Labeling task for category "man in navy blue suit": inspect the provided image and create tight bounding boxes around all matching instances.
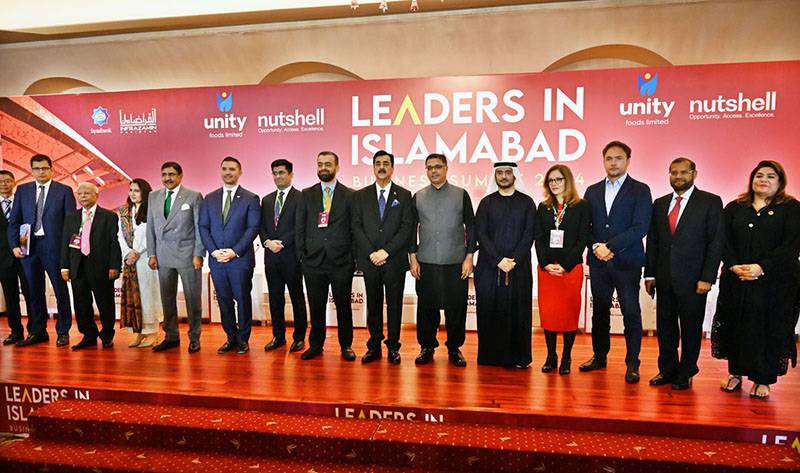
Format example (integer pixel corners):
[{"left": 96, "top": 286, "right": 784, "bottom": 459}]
[
  {"left": 580, "top": 141, "right": 652, "bottom": 383},
  {"left": 199, "top": 157, "right": 261, "bottom": 354},
  {"left": 8, "top": 154, "right": 76, "bottom": 347}
]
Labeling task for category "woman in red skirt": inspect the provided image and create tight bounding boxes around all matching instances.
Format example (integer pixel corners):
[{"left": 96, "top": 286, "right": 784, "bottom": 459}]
[{"left": 534, "top": 165, "right": 591, "bottom": 374}]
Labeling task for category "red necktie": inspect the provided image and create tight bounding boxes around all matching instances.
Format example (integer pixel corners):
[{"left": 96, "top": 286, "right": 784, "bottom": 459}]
[{"left": 668, "top": 196, "right": 682, "bottom": 235}]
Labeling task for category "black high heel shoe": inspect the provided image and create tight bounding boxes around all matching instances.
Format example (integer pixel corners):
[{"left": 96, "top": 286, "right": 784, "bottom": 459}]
[
  {"left": 541, "top": 354, "right": 558, "bottom": 373},
  {"left": 558, "top": 357, "right": 571, "bottom": 375}
]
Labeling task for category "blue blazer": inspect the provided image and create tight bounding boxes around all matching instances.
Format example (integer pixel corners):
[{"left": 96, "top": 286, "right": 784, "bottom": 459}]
[
  {"left": 8, "top": 181, "right": 76, "bottom": 255},
  {"left": 584, "top": 175, "right": 652, "bottom": 270},
  {"left": 199, "top": 186, "right": 261, "bottom": 270}
]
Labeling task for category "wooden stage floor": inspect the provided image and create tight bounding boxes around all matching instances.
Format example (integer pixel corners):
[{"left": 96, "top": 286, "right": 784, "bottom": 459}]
[{"left": 2, "top": 321, "right": 798, "bottom": 445}]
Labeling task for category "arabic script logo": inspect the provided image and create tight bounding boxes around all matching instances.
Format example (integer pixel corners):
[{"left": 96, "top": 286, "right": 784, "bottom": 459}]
[
  {"left": 217, "top": 92, "right": 232, "bottom": 112},
  {"left": 638, "top": 73, "right": 658, "bottom": 97},
  {"left": 91, "top": 107, "right": 109, "bottom": 126}
]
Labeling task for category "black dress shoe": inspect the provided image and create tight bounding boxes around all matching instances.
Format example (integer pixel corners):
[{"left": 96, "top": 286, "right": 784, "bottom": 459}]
[
  {"left": 671, "top": 377, "right": 692, "bottom": 390},
  {"left": 237, "top": 342, "right": 250, "bottom": 354},
  {"left": 579, "top": 356, "right": 607, "bottom": 372},
  {"left": 102, "top": 339, "right": 114, "bottom": 349},
  {"left": 56, "top": 334, "right": 70, "bottom": 347},
  {"left": 289, "top": 340, "right": 305, "bottom": 353},
  {"left": 152, "top": 339, "right": 180, "bottom": 352},
  {"left": 361, "top": 349, "right": 381, "bottom": 363},
  {"left": 263, "top": 338, "right": 286, "bottom": 352},
  {"left": 415, "top": 348, "right": 434, "bottom": 365},
  {"left": 448, "top": 350, "right": 467, "bottom": 367},
  {"left": 388, "top": 350, "right": 401, "bottom": 365},
  {"left": 625, "top": 366, "right": 641, "bottom": 384},
  {"left": 649, "top": 372, "right": 674, "bottom": 386},
  {"left": 301, "top": 346, "right": 323, "bottom": 360},
  {"left": 3, "top": 333, "right": 23, "bottom": 345},
  {"left": 188, "top": 341, "right": 201, "bottom": 354},
  {"left": 71, "top": 337, "right": 97, "bottom": 350},
  {"left": 218, "top": 341, "right": 237, "bottom": 353},
  {"left": 16, "top": 333, "right": 49, "bottom": 347},
  {"left": 559, "top": 357, "right": 571, "bottom": 375},
  {"left": 541, "top": 354, "right": 558, "bottom": 373},
  {"left": 341, "top": 347, "right": 356, "bottom": 361}
]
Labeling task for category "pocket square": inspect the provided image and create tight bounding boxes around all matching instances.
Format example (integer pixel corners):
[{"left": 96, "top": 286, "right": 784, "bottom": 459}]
[
  {"left": 391, "top": 199, "right": 399, "bottom": 207},
  {"left": 180, "top": 203, "right": 191, "bottom": 211}
]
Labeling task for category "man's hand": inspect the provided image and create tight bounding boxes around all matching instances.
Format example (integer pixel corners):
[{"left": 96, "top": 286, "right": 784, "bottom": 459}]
[
  {"left": 593, "top": 243, "right": 614, "bottom": 261},
  {"left": 192, "top": 256, "right": 203, "bottom": 270},
  {"left": 125, "top": 250, "right": 139, "bottom": 266},
  {"left": 61, "top": 270, "right": 70, "bottom": 282},
  {"left": 370, "top": 249, "right": 389, "bottom": 266},
  {"left": 409, "top": 253, "right": 420, "bottom": 280},
  {"left": 264, "top": 240, "right": 283, "bottom": 253},
  {"left": 109, "top": 269, "right": 120, "bottom": 280},
  {"left": 215, "top": 249, "right": 236, "bottom": 263},
  {"left": 645, "top": 279, "right": 656, "bottom": 298},
  {"left": 497, "top": 257, "right": 516, "bottom": 273},
  {"left": 461, "top": 254, "right": 474, "bottom": 280},
  {"left": 12, "top": 247, "right": 24, "bottom": 258},
  {"left": 544, "top": 263, "right": 565, "bottom": 277},
  {"left": 734, "top": 264, "right": 762, "bottom": 281},
  {"left": 148, "top": 256, "right": 158, "bottom": 270},
  {"left": 696, "top": 281, "right": 712, "bottom": 294}
]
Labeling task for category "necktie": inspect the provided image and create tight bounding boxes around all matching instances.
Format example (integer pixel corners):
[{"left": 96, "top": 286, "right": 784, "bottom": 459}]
[
  {"left": 164, "top": 189, "right": 174, "bottom": 218},
  {"left": 668, "top": 195, "right": 683, "bottom": 235},
  {"left": 81, "top": 210, "right": 93, "bottom": 256},
  {"left": 3, "top": 199, "right": 10, "bottom": 221},
  {"left": 323, "top": 187, "right": 332, "bottom": 213},
  {"left": 378, "top": 189, "right": 386, "bottom": 220},
  {"left": 223, "top": 189, "right": 232, "bottom": 223},
  {"left": 274, "top": 191, "right": 284, "bottom": 227},
  {"left": 34, "top": 185, "right": 45, "bottom": 233}
]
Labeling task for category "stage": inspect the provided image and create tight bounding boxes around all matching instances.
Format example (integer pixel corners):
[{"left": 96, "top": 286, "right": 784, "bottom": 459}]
[{"left": 1, "top": 321, "right": 798, "bottom": 447}]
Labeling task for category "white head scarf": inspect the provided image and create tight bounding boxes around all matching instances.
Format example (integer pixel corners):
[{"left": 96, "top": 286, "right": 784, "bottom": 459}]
[{"left": 484, "top": 162, "right": 530, "bottom": 198}]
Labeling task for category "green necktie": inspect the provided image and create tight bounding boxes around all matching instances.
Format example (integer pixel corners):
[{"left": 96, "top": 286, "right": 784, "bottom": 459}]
[
  {"left": 223, "top": 189, "right": 232, "bottom": 223},
  {"left": 164, "top": 189, "right": 174, "bottom": 218}
]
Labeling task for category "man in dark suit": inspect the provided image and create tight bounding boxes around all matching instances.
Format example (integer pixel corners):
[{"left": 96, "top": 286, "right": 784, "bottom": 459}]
[
  {"left": 645, "top": 157, "right": 723, "bottom": 390},
  {"left": 352, "top": 150, "right": 414, "bottom": 364},
  {"left": 200, "top": 157, "right": 261, "bottom": 354},
  {"left": 0, "top": 171, "right": 32, "bottom": 345},
  {"left": 581, "top": 141, "right": 652, "bottom": 383},
  {"left": 260, "top": 159, "right": 307, "bottom": 353},
  {"left": 60, "top": 183, "right": 121, "bottom": 350},
  {"left": 8, "top": 154, "right": 76, "bottom": 347},
  {"left": 296, "top": 151, "right": 356, "bottom": 361}
]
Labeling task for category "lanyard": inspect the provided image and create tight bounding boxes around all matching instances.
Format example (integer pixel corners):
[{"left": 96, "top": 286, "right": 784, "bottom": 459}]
[
  {"left": 80, "top": 210, "right": 94, "bottom": 234},
  {"left": 552, "top": 203, "right": 567, "bottom": 230}
]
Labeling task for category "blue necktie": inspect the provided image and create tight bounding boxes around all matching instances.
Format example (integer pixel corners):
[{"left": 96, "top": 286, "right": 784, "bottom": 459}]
[
  {"left": 378, "top": 189, "right": 386, "bottom": 220},
  {"left": 3, "top": 199, "right": 10, "bottom": 221}
]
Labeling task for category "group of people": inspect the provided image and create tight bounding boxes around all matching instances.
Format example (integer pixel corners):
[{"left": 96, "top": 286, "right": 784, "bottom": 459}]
[{"left": 1, "top": 141, "right": 798, "bottom": 400}]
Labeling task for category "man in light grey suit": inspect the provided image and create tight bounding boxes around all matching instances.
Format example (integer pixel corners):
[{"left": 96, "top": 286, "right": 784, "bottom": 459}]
[{"left": 147, "top": 161, "right": 206, "bottom": 353}]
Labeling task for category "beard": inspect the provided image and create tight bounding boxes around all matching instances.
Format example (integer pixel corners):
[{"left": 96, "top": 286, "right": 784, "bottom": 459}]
[
  {"left": 671, "top": 178, "right": 694, "bottom": 192},
  {"left": 317, "top": 170, "right": 334, "bottom": 182},
  {"left": 496, "top": 177, "right": 515, "bottom": 190}
]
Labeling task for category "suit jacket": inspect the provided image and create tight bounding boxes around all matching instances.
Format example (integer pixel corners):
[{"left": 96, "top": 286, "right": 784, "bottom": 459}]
[
  {"left": 199, "top": 186, "right": 261, "bottom": 270},
  {"left": 351, "top": 183, "right": 414, "bottom": 273},
  {"left": 0, "top": 199, "right": 19, "bottom": 272},
  {"left": 534, "top": 198, "right": 591, "bottom": 272},
  {"left": 146, "top": 186, "right": 205, "bottom": 268},
  {"left": 60, "top": 206, "right": 122, "bottom": 278},
  {"left": 584, "top": 175, "right": 652, "bottom": 270},
  {"left": 645, "top": 188, "right": 724, "bottom": 294},
  {"left": 296, "top": 181, "right": 355, "bottom": 268},
  {"left": 8, "top": 181, "right": 76, "bottom": 255},
  {"left": 259, "top": 187, "right": 301, "bottom": 265}
]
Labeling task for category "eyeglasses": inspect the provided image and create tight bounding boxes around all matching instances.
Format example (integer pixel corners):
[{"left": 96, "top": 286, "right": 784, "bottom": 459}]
[
  {"left": 547, "top": 177, "right": 565, "bottom": 185},
  {"left": 31, "top": 167, "right": 51, "bottom": 172},
  {"left": 426, "top": 164, "right": 445, "bottom": 171}
]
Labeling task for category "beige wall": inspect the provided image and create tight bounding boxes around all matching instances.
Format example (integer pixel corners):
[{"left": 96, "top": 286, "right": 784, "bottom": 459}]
[{"left": 0, "top": 0, "right": 798, "bottom": 96}]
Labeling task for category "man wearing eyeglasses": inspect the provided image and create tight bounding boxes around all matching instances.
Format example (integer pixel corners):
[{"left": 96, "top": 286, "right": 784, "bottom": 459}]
[
  {"left": 410, "top": 153, "right": 476, "bottom": 367},
  {"left": 0, "top": 171, "right": 32, "bottom": 346},
  {"left": 8, "top": 154, "right": 76, "bottom": 347}
]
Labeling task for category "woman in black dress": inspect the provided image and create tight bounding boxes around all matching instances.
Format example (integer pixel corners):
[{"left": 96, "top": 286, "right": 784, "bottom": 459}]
[{"left": 711, "top": 160, "right": 800, "bottom": 399}]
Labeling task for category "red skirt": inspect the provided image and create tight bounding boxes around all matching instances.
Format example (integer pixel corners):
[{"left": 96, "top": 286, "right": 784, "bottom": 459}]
[{"left": 537, "top": 264, "right": 583, "bottom": 332}]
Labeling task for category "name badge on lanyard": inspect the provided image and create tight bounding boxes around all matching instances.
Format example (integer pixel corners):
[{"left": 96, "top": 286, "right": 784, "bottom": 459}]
[
  {"left": 69, "top": 234, "right": 82, "bottom": 249},
  {"left": 550, "top": 203, "right": 567, "bottom": 249},
  {"left": 318, "top": 211, "right": 329, "bottom": 228}
]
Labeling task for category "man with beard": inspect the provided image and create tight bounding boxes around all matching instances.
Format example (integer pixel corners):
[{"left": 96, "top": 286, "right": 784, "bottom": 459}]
[
  {"left": 474, "top": 163, "right": 536, "bottom": 368},
  {"left": 296, "top": 151, "right": 356, "bottom": 361},
  {"left": 645, "top": 157, "right": 724, "bottom": 390},
  {"left": 352, "top": 150, "right": 414, "bottom": 364},
  {"left": 410, "top": 153, "right": 476, "bottom": 367}
]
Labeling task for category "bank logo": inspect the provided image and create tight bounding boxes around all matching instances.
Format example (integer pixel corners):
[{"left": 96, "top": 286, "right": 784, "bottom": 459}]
[
  {"left": 217, "top": 92, "right": 232, "bottom": 112},
  {"left": 638, "top": 73, "right": 658, "bottom": 96},
  {"left": 91, "top": 107, "right": 109, "bottom": 126}
]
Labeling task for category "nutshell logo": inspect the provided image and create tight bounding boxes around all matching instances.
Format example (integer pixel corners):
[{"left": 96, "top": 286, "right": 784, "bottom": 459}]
[
  {"left": 217, "top": 92, "right": 233, "bottom": 112},
  {"left": 91, "top": 106, "right": 109, "bottom": 126},
  {"left": 638, "top": 73, "right": 658, "bottom": 96}
]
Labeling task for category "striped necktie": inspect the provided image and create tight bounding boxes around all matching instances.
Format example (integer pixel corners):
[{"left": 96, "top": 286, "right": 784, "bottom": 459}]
[{"left": 3, "top": 199, "right": 10, "bottom": 221}]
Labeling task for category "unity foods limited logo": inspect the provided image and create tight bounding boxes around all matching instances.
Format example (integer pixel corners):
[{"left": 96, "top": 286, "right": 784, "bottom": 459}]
[
  {"left": 91, "top": 106, "right": 109, "bottom": 126},
  {"left": 217, "top": 92, "right": 233, "bottom": 112},
  {"left": 638, "top": 73, "right": 658, "bottom": 96},
  {"left": 205, "top": 91, "right": 247, "bottom": 136}
]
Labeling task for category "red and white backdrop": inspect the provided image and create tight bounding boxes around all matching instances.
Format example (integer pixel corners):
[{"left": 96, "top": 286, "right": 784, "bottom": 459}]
[{"left": 2, "top": 60, "right": 799, "bottom": 332}]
